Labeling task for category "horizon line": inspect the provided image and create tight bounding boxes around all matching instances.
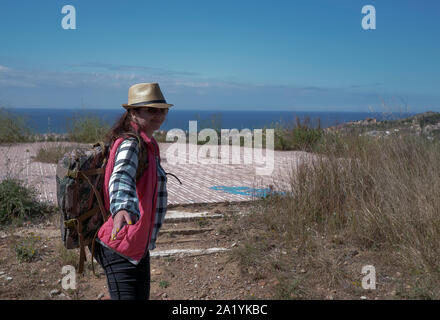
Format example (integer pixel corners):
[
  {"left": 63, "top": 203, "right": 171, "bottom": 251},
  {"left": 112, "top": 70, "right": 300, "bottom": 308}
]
[{"left": 3, "top": 106, "right": 420, "bottom": 114}]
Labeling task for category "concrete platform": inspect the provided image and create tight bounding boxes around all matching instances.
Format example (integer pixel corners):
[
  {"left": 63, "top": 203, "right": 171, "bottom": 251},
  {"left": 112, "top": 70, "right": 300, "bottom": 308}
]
[
  {"left": 0, "top": 141, "right": 316, "bottom": 205},
  {"left": 164, "top": 211, "right": 223, "bottom": 222},
  {"left": 150, "top": 247, "right": 230, "bottom": 258}
]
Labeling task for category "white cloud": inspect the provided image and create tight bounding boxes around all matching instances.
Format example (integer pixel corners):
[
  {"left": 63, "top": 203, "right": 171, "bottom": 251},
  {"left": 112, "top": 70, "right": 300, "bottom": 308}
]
[
  {"left": 0, "top": 65, "right": 12, "bottom": 72},
  {"left": 0, "top": 64, "right": 434, "bottom": 112}
]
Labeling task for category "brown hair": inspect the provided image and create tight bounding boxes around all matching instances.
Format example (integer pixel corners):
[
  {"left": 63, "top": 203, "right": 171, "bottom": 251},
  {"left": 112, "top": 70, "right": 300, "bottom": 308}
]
[{"left": 104, "top": 108, "right": 142, "bottom": 145}]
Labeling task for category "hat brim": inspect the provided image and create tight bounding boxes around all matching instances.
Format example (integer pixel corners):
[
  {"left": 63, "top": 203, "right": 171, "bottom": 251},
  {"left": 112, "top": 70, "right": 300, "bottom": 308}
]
[{"left": 122, "top": 103, "right": 174, "bottom": 109}]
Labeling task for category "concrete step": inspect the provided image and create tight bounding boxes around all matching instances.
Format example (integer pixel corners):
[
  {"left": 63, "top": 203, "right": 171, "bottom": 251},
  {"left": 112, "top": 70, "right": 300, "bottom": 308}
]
[
  {"left": 155, "top": 238, "right": 202, "bottom": 245},
  {"left": 150, "top": 247, "right": 230, "bottom": 258},
  {"left": 159, "top": 227, "right": 214, "bottom": 236},
  {"left": 164, "top": 211, "right": 223, "bottom": 223}
]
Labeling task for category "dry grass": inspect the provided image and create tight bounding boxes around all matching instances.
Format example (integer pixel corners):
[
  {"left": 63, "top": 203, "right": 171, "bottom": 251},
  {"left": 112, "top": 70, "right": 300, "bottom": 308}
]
[
  {"left": 32, "top": 143, "right": 82, "bottom": 164},
  {"left": 233, "top": 133, "right": 440, "bottom": 299}
]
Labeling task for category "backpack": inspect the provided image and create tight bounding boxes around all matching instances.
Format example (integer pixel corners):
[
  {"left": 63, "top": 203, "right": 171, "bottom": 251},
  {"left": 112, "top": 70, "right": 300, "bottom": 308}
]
[{"left": 55, "top": 132, "right": 148, "bottom": 274}]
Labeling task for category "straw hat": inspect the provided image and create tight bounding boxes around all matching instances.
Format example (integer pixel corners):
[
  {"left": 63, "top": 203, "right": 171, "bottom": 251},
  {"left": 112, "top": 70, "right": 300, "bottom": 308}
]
[{"left": 122, "top": 83, "right": 174, "bottom": 109}]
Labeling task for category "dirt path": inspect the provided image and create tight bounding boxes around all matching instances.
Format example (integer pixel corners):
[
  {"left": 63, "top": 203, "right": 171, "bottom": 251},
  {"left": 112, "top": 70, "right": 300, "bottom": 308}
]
[{"left": 0, "top": 201, "right": 275, "bottom": 300}]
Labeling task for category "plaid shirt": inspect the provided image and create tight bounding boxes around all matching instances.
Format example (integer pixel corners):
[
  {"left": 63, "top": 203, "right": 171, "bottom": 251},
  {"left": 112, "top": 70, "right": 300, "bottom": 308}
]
[{"left": 108, "top": 137, "right": 167, "bottom": 251}]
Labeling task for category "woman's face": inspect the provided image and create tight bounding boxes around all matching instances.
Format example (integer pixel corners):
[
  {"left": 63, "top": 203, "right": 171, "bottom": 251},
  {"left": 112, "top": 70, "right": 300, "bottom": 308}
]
[{"left": 132, "top": 107, "right": 168, "bottom": 132}]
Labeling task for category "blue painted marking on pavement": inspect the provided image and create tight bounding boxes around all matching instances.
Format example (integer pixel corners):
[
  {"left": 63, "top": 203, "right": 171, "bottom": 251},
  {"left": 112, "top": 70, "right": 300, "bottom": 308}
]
[{"left": 210, "top": 186, "right": 286, "bottom": 198}]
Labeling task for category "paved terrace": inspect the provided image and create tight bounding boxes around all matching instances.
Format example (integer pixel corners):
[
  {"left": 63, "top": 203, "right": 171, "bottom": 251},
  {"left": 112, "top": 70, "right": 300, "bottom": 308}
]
[{"left": 0, "top": 142, "right": 316, "bottom": 205}]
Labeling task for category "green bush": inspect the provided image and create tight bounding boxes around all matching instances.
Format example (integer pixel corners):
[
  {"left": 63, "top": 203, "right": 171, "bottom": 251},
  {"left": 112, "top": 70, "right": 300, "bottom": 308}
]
[
  {"left": 418, "top": 112, "right": 440, "bottom": 127},
  {"left": 0, "top": 177, "right": 53, "bottom": 225},
  {"left": 0, "top": 107, "right": 34, "bottom": 143},
  {"left": 272, "top": 117, "right": 323, "bottom": 151},
  {"left": 66, "top": 112, "right": 111, "bottom": 144}
]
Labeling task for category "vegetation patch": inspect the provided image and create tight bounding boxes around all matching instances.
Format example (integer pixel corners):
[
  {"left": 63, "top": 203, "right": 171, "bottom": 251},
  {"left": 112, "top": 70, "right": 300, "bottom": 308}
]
[
  {"left": 33, "top": 144, "right": 81, "bottom": 164},
  {"left": 0, "top": 177, "right": 54, "bottom": 226},
  {"left": 230, "top": 130, "right": 440, "bottom": 299},
  {"left": 65, "top": 112, "right": 110, "bottom": 144},
  {"left": 14, "top": 235, "right": 41, "bottom": 263},
  {"left": 0, "top": 107, "right": 34, "bottom": 143}
]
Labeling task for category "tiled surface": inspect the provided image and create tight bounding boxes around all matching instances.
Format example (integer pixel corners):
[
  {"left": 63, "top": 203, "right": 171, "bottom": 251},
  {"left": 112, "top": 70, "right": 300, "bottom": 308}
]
[{"left": 0, "top": 142, "right": 316, "bottom": 205}]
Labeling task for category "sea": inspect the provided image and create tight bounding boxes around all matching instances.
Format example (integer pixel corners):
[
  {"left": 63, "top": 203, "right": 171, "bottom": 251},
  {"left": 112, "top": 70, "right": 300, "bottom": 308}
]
[{"left": 6, "top": 108, "right": 415, "bottom": 134}]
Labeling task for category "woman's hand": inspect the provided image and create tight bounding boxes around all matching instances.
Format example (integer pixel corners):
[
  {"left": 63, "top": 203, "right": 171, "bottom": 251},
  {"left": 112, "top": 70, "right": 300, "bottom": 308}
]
[{"left": 111, "top": 210, "right": 133, "bottom": 241}]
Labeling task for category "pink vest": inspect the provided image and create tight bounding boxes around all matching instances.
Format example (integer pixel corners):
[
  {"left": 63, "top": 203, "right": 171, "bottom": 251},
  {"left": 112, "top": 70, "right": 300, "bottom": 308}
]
[{"left": 97, "top": 122, "right": 159, "bottom": 263}]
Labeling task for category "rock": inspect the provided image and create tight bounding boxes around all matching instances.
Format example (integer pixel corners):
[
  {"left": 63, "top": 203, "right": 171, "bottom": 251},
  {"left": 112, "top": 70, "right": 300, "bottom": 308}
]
[
  {"left": 300, "top": 269, "right": 306, "bottom": 274},
  {"left": 360, "top": 296, "right": 367, "bottom": 300},
  {"left": 97, "top": 293, "right": 105, "bottom": 300},
  {"left": 49, "top": 289, "right": 60, "bottom": 297},
  {"left": 162, "top": 293, "right": 168, "bottom": 298},
  {"left": 6, "top": 277, "right": 13, "bottom": 281},
  {"left": 151, "top": 269, "right": 162, "bottom": 275}
]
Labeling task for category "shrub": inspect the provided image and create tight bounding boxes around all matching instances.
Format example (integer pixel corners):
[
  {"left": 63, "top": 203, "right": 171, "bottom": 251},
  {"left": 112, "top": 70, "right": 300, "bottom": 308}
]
[
  {"left": 33, "top": 144, "right": 79, "bottom": 164},
  {"left": 272, "top": 117, "right": 323, "bottom": 151},
  {"left": 0, "top": 177, "right": 54, "bottom": 225},
  {"left": 66, "top": 112, "right": 110, "bottom": 144},
  {"left": 419, "top": 112, "right": 440, "bottom": 127},
  {"left": 0, "top": 107, "right": 34, "bottom": 143}
]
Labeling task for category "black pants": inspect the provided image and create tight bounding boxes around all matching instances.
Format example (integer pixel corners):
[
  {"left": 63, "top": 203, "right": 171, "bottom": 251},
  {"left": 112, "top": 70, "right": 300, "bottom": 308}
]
[{"left": 92, "top": 241, "right": 150, "bottom": 300}]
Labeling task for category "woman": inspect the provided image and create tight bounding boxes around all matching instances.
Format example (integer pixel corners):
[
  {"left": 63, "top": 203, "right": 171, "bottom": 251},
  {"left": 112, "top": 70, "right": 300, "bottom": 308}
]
[{"left": 92, "top": 83, "right": 172, "bottom": 300}]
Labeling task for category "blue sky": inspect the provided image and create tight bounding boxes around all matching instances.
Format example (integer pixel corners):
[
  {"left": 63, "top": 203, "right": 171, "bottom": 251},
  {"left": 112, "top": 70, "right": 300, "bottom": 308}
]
[{"left": 0, "top": 0, "right": 439, "bottom": 112}]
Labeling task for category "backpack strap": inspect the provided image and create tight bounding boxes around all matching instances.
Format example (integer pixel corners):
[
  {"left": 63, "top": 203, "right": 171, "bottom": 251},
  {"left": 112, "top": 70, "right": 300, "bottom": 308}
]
[
  {"left": 75, "top": 170, "right": 110, "bottom": 274},
  {"left": 165, "top": 172, "right": 182, "bottom": 185}
]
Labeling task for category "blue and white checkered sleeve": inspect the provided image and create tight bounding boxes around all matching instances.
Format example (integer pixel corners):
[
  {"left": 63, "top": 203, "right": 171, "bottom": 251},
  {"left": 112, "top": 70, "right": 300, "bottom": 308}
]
[{"left": 109, "top": 137, "right": 141, "bottom": 220}]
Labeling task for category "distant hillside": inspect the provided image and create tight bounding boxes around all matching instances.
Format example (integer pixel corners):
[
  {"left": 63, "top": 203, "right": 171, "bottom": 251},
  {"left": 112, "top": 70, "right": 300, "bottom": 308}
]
[{"left": 325, "top": 111, "right": 440, "bottom": 140}]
